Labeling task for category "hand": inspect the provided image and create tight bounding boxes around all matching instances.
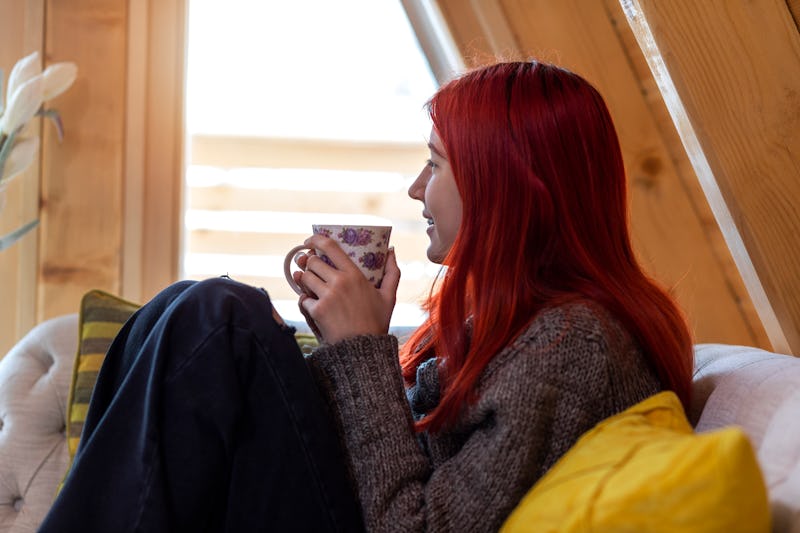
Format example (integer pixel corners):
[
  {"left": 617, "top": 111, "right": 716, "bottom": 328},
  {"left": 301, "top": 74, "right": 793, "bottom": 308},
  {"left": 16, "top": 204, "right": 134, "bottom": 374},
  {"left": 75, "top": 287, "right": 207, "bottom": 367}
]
[{"left": 296, "top": 234, "right": 400, "bottom": 344}]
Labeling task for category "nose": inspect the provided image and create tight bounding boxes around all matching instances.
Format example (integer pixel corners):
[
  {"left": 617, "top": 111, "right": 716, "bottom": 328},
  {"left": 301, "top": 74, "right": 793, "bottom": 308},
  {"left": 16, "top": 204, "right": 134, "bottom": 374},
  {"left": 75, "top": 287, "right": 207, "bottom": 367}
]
[{"left": 408, "top": 165, "right": 430, "bottom": 201}]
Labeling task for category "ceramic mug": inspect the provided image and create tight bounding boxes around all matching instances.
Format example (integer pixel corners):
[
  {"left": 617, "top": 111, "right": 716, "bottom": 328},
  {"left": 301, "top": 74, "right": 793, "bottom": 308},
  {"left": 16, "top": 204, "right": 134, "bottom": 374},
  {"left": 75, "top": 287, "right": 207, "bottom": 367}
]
[{"left": 284, "top": 224, "right": 393, "bottom": 295}]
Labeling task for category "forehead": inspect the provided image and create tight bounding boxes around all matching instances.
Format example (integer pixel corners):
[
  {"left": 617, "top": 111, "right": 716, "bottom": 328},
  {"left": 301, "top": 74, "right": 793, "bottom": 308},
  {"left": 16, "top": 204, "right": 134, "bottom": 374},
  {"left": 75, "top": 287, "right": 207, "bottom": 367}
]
[{"left": 428, "top": 128, "right": 446, "bottom": 156}]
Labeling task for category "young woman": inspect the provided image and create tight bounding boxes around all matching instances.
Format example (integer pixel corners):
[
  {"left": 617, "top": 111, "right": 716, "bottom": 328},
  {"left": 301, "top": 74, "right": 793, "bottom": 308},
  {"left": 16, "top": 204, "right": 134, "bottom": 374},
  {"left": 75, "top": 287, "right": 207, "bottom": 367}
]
[{"left": 41, "top": 61, "right": 693, "bottom": 533}]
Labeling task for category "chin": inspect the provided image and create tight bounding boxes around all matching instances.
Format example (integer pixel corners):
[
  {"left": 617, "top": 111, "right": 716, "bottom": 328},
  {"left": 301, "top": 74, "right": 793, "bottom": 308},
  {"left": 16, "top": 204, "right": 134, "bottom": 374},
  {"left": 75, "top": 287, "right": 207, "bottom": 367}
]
[{"left": 426, "top": 247, "right": 446, "bottom": 264}]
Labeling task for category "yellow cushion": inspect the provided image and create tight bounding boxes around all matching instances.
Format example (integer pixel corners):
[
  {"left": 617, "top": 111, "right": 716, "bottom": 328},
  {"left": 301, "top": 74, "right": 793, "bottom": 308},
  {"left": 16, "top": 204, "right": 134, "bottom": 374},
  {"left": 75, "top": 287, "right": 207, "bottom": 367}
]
[
  {"left": 501, "top": 391, "right": 770, "bottom": 532},
  {"left": 66, "top": 290, "right": 141, "bottom": 463}
]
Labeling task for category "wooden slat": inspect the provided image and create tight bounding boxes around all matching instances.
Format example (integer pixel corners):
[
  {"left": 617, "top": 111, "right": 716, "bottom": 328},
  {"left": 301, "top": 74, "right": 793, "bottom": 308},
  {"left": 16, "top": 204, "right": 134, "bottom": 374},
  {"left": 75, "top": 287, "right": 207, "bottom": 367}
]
[
  {"left": 191, "top": 135, "right": 429, "bottom": 173},
  {"left": 139, "top": 0, "right": 187, "bottom": 301},
  {"left": 434, "top": 0, "right": 767, "bottom": 346},
  {"left": 188, "top": 187, "right": 423, "bottom": 221},
  {"left": 122, "top": 0, "right": 148, "bottom": 302},
  {"left": 620, "top": 0, "right": 800, "bottom": 354},
  {"left": 0, "top": 0, "right": 44, "bottom": 357}
]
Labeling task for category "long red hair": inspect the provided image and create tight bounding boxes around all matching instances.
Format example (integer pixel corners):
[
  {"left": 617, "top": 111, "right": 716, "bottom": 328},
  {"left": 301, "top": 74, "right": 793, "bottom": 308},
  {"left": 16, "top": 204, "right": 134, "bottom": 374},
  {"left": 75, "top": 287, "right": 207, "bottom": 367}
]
[{"left": 401, "top": 61, "right": 693, "bottom": 432}]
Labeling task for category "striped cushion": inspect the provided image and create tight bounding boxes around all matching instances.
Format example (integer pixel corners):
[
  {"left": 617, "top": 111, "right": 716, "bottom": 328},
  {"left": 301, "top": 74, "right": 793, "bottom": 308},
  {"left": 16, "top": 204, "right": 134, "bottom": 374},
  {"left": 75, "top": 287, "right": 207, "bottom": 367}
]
[{"left": 66, "top": 290, "right": 141, "bottom": 462}]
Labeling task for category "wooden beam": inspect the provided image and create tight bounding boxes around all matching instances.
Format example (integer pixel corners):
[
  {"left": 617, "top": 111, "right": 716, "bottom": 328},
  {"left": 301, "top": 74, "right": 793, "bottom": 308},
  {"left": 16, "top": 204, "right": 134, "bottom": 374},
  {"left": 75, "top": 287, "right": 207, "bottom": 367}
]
[
  {"left": 620, "top": 0, "right": 800, "bottom": 354},
  {"left": 434, "top": 0, "right": 769, "bottom": 347},
  {"left": 0, "top": 0, "right": 44, "bottom": 356},
  {"left": 135, "top": 0, "right": 187, "bottom": 302}
]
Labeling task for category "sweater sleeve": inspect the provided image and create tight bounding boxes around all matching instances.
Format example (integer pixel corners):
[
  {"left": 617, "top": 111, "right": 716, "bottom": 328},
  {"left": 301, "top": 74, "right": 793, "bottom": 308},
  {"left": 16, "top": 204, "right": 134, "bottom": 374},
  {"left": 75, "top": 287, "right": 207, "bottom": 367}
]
[{"left": 307, "top": 304, "right": 643, "bottom": 533}]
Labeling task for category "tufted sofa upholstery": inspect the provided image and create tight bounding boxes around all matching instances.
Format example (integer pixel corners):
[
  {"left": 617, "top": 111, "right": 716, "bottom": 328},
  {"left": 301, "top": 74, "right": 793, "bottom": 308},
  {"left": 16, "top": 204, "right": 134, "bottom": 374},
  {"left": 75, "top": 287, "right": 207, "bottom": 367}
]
[
  {"left": 0, "top": 315, "right": 76, "bottom": 532},
  {"left": 1, "top": 315, "right": 800, "bottom": 531}
]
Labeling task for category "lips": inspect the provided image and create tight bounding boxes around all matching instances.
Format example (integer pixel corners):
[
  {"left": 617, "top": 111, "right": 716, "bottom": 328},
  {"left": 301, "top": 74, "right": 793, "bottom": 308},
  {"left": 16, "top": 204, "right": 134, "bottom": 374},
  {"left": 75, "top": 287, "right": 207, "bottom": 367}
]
[{"left": 422, "top": 211, "right": 434, "bottom": 226}]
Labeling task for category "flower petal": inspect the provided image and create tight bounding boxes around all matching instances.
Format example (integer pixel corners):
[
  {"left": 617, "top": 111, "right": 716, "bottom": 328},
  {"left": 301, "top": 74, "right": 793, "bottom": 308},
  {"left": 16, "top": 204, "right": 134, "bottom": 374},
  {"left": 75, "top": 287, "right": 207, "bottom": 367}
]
[
  {"left": 0, "top": 136, "right": 39, "bottom": 184},
  {"left": 6, "top": 52, "right": 41, "bottom": 103},
  {"left": 0, "top": 75, "right": 44, "bottom": 135},
  {"left": 42, "top": 62, "right": 77, "bottom": 101}
]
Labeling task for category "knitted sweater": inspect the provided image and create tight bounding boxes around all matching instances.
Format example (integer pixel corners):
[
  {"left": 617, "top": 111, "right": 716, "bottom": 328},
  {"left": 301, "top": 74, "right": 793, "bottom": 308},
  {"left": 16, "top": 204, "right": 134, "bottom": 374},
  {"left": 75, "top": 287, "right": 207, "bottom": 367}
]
[{"left": 306, "top": 301, "right": 662, "bottom": 532}]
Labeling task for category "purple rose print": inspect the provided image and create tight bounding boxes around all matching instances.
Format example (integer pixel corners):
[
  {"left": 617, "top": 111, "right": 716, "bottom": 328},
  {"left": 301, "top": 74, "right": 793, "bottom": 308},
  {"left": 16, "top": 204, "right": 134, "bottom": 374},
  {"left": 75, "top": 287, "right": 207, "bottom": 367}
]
[
  {"left": 315, "top": 228, "right": 333, "bottom": 238},
  {"left": 356, "top": 229, "right": 374, "bottom": 246},
  {"left": 339, "top": 228, "right": 358, "bottom": 245},
  {"left": 358, "top": 251, "right": 386, "bottom": 271},
  {"left": 338, "top": 227, "right": 374, "bottom": 246}
]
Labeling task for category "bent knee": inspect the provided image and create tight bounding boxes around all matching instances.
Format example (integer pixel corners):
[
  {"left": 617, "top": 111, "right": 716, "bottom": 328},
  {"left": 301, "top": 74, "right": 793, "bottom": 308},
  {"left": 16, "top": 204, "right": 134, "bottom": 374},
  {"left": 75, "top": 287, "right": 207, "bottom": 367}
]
[{"left": 178, "top": 277, "right": 273, "bottom": 318}]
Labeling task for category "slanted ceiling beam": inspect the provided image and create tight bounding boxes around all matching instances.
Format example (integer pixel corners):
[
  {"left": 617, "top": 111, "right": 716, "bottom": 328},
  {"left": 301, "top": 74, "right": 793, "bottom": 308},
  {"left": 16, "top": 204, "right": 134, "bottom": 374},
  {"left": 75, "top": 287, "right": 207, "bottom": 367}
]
[{"left": 621, "top": 0, "right": 800, "bottom": 354}]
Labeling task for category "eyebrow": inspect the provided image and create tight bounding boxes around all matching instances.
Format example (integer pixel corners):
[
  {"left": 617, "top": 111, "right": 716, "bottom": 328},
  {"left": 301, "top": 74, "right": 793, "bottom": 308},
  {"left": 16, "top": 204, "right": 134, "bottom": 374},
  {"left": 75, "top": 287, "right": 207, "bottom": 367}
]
[{"left": 427, "top": 142, "right": 446, "bottom": 159}]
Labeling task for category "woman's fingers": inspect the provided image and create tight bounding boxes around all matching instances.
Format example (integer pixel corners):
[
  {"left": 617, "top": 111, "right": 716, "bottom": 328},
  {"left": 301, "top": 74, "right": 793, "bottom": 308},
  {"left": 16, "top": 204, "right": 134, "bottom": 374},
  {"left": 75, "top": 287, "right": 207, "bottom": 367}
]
[
  {"left": 304, "top": 234, "right": 362, "bottom": 275},
  {"left": 298, "top": 294, "right": 322, "bottom": 340},
  {"left": 380, "top": 247, "right": 401, "bottom": 298}
]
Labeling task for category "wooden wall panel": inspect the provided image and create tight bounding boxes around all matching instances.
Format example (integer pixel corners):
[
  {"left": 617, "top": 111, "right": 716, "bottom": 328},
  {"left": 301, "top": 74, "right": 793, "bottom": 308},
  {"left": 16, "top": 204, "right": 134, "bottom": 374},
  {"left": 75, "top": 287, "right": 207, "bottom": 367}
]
[
  {"left": 621, "top": 0, "right": 800, "bottom": 354},
  {"left": 0, "top": 0, "right": 44, "bottom": 356},
  {"left": 138, "top": 0, "right": 187, "bottom": 302},
  {"left": 38, "top": 0, "right": 128, "bottom": 320},
  {"left": 435, "top": 0, "right": 769, "bottom": 347}
]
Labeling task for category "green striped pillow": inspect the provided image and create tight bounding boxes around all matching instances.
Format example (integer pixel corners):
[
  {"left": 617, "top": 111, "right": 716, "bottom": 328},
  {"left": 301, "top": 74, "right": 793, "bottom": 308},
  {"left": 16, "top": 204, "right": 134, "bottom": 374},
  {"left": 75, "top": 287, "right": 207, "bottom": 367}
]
[{"left": 66, "top": 290, "right": 141, "bottom": 462}]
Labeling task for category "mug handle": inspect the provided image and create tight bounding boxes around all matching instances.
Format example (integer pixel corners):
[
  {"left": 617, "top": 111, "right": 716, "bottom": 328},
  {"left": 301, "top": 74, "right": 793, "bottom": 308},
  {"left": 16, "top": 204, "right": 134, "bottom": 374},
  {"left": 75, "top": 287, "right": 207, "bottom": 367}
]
[{"left": 284, "top": 244, "right": 312, "bottom": 295}]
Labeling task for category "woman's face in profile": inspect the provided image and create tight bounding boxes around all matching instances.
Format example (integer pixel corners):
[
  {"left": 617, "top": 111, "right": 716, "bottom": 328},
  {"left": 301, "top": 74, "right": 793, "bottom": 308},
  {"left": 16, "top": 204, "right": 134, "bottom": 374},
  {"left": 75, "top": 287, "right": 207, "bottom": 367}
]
[{"left": 408, "top": 129, "right": 463, "bottom": 264}]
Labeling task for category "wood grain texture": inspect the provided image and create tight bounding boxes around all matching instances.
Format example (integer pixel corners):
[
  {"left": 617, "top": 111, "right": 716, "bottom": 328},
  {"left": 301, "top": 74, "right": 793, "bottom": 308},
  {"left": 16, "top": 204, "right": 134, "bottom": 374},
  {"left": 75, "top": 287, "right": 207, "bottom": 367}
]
[
  {"left": 603, "top": 0, "right": 770, "bottom": 348},
  {"left": 38, "top": 0, "right": 127, "bottom": 320},
  {"left": 621, "top": 0, "right": 800, "bottom": 354},
  {"left": 434, "top": 0, "right": 767, "bottom": 346},
  {"left": 0, "top": 0, "right": 44, "bottom": 356},
  {"left": 788, "top": 0, "right": 800, "bottom": 28},
  {"left": 138, "top": 0, "right": 187, "bottom": 301}
]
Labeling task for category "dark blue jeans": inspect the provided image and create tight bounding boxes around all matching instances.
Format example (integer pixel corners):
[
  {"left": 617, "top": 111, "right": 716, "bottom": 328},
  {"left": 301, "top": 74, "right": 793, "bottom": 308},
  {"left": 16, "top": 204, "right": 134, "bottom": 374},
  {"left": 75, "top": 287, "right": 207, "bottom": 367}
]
[{"left": 39, "top": 278, "right": 364, "bottom": 532}]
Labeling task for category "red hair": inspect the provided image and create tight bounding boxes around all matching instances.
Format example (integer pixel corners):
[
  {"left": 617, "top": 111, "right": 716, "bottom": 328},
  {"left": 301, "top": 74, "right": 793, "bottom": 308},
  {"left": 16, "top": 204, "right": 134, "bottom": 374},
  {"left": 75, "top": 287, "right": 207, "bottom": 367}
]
[{"left": 401, "top": 61, "right": 693, "bottom": 432}]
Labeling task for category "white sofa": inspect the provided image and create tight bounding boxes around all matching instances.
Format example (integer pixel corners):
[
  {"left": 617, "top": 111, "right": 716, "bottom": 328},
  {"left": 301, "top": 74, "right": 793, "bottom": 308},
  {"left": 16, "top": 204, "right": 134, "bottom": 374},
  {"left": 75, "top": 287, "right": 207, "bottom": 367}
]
[{"left": 1, "top": 314, "right": 800, "bottom": 532}]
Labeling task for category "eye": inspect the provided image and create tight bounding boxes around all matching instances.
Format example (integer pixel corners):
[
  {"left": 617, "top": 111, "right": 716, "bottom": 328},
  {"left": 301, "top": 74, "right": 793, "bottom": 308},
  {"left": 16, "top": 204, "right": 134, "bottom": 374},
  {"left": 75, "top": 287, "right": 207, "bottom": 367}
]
[{"left": 426, "top": 159, "right": 438, "bottom": 169}]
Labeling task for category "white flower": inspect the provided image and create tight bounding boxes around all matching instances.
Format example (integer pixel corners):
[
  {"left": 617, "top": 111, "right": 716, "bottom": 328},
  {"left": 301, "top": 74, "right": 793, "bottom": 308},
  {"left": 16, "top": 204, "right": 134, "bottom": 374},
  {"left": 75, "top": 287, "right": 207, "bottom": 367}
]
[
  {"left": 1, "top": 136, "right": 39, "bottom": 184},
  {"left": 42, "top": 62, "right": 77, "bottom": 101},
  {"left": 0, "top": 51, "right": 76, "bottom": 189},
  {"left": 6, "top": 52, "right": 42, "bottom": 104},
  {"left": 0, "top": 75, "right": 44, "bottom": 136}
]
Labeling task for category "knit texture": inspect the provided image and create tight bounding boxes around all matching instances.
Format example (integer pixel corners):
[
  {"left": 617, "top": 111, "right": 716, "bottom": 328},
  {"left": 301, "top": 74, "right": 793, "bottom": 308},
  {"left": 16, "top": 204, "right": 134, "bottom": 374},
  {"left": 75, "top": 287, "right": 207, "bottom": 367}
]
[{"left": 307, "top": 301, "right": 662, "bottom": 532}]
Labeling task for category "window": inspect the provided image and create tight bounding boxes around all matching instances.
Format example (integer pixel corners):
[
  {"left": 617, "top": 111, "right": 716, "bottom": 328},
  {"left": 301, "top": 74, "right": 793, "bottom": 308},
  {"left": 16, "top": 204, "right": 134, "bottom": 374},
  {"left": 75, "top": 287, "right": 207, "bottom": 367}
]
[{"left": 183, "top": 0, "right": 443, "bottom": 325}]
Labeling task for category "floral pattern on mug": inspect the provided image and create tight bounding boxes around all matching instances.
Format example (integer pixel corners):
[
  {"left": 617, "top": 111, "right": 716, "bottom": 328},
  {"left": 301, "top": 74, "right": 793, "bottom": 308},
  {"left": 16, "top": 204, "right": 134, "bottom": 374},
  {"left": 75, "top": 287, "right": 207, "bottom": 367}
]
[
  {"left": 358, "top": 251, "right": 386, "bottom": 271},
  {"left": 315, "top": 228, "right": 333, "bottom": 238},
  {"left": 338, "top": 227, "right": 374, "bottom": 246},
  {"left": 319, "top": 255, "right": 335, "bottom": 268}
]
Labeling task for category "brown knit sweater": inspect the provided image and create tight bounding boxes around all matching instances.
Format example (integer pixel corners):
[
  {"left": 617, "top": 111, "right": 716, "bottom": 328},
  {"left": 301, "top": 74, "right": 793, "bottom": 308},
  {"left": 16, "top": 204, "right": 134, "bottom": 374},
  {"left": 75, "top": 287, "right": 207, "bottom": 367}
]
[{"left": 306, "top": 301, "right": 661, "bottom": 532}]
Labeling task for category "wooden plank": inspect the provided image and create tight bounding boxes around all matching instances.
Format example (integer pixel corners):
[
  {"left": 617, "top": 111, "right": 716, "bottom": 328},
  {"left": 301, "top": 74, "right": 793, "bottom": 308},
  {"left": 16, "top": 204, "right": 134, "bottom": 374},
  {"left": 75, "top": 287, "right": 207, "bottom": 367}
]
[
  {"left": 620, "top": 0, "right": 800, "bottom": 354},
  {"left": 121, "top": 0, "right": 148, "bottom": 302},
  {"left": 0, "top": 0, "right": 44, "bottom": 356},
  {"left": 39, "top": 0, "right": 127, "bottom": 320},
  {"left": 191, "top": 135, "right": 429, "bottom": 174},
  {"left": 188, "top": 187, "right": 423, "bottom": 221},
  {"left": 603, "top": 0, "right": 769, "bottom": 348},
  {"left": 139, "top": 0, "right": 187, "bottom": 301},
  {"left": 433, "top": 0, "right": 767, "bottom": 346}
]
